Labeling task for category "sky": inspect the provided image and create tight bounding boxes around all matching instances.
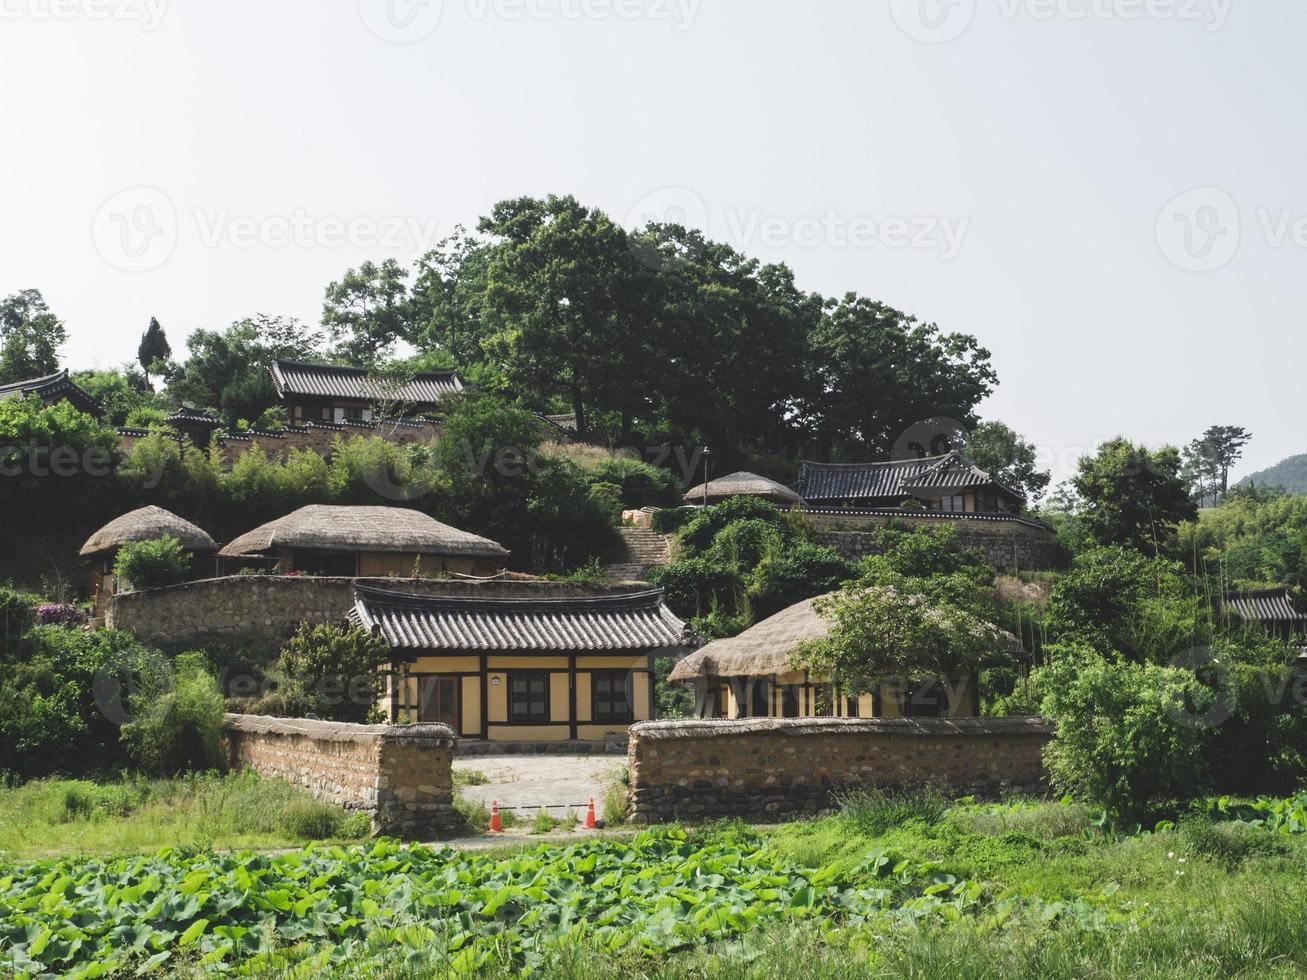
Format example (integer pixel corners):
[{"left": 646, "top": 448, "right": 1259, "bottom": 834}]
[{"left": 1, "top": 0, "right": 1302, "bottom": 484}]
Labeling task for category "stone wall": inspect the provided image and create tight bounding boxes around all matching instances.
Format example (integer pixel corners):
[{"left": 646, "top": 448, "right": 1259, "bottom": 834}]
[
  {"left": 807, "top": 510, "right": 1067, "bottom": 573},
  {"left": 627, "top": 716, "right": 1052, "bottom": 824},
  {"left": 108, "top": 575, "right": 654, "bottom": 650},
  {"left": 223, "top": 713, "right": 456, "bottom": 839}
]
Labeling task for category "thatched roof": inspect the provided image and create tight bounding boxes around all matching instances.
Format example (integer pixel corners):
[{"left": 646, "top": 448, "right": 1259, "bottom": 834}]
[
  {"left": 668, "top": 591, "right": 1023, "bottom": 683},
  {"left": 80, "top": 506, "right": 218, "bottom": 558},
  {"left": 219, "top": 505, "right": 510, "bottom": 560},
  {"left": 682, "top": 471, "right": 804, "bottom": 507}
]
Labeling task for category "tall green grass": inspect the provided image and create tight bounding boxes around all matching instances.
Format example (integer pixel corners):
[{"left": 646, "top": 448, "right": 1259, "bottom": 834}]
[{"left": 0, "top": 772, "right": 370, "bottom": 860}]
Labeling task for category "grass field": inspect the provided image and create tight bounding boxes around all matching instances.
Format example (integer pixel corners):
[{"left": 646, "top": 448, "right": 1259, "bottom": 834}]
[
  {"left": 1, "top": 787, "right": 1305, "bottom": 977},
  {"left": 0, "top": 773, "right": 371, "bottom": 860}
]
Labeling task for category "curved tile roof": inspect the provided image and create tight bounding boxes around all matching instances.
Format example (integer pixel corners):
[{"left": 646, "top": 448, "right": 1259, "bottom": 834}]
[
  {"left": 352, "top": 585, "right": 690, "bottom": 652},
  {"left": 270, "top": 360, "right": 464, "bottom": 405}
]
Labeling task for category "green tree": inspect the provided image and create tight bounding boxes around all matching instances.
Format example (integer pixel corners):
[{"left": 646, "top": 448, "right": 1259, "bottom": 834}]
[
  {"left": 279, "top": 623, "right": 392, "bottom": 724},
  {"left": 0, "top": 289, "right": 67, "bottom": 383},
  {"left": 1184, "top": 425, "right": 1252, "bottom": 507},
  {"left": 73, "top": 366, "right": 157, "bottom": 427},
  {"left": 964, "top": 420, "right": 1050, "bottom": 502},
  {"left": 137, "top": 317, "right": 172, "bottom": 387},
  {"left": 804, "top": 294, "right": 997, "bottom": 458},
  {"left": 322, "top": 259, "right": 413, "bottom": 364},
  {"left": 113, "top": 536, "right": 194, "bottom": 592},
  {"left": 121, "top": 651, "right": 224, "bottom": 775},
  {"left": 1071, "top": 438, "right": 1197, "bottom": 554},
  {"left": 409, "top": 227, "right": 494, "bottom": 367}
]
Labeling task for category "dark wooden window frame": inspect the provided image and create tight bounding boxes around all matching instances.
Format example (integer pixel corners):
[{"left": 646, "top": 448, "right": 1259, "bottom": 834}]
[
  {"left": 508, "top": 670, "right": 550, "bottom": 724},
  {"left": 591, "top": 670, "right": 634, "bottom": 724}
]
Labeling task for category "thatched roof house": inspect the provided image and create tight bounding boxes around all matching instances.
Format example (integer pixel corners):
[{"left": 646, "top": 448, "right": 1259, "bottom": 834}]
[
  {"left": 219, "top": 505, "right": 509, "bottom": 578},
  {"left": 80, "top": 506, "right": 218, "bottom": 559},
  {"left": 670, "top": 592, "right": 1023, "bottom": 721},
  {"left": 682, "top": 471, "right": 804, "bottom": 508}
]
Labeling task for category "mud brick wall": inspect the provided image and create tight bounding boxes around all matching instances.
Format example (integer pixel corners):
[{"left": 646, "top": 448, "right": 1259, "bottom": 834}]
[
  {"left": 223, "top": 714, "right": 457, "bottom": 839},
  {"left": 627, "top": 716, "right": 1053, "bottom": 824},
  {"left": 808, "top": 511, "right": 1067, "bottom": 573},
  {"left": 108, "top": 576, "right": 641, "bottom": 650}
]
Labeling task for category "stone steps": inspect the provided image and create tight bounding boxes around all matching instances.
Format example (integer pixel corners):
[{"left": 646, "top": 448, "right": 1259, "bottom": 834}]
[{"left": 603, "top": 527, "right": 673, "bottom": 581}]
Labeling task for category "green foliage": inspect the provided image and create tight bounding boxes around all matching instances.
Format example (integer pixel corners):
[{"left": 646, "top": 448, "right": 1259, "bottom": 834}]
[
  {"left": 0, "top": 288, "right": 66, "bottom": 383},
  {"left": 74, "top": 366, "right": 158, "bottom": 427},
  {"left": 649, "top": 557, "right": 745, "bottom": 620},
  {"left": 1239, "top": 453, "right": 1307, "bottom": 495},
  {"left": 650, "top": 507, "right": 694, "bottom": 535},
  {"left": 278, "top": 623, "right": 392, "bottom": 724},
  {"left": 1178, "top": 488, "right": 1307, "bottom": 592},
  {"left": 124, "top": 405, "right": 168, "bottom": 428},
  {"left": 137, "top": 317, "right": 172, "bottom": 383},
  {"left": 586, "top": 481, "right": 623, "bottom": 526},
  {"left": 120, "top": 652, "right": 225, "bottom": 776},
  {"left": 1045, "top": 546, "right": 1210, "bottom": 664},
  {"left": 1071, "top": 437, "right": 1197, "bottom": 553},
  {"left": 589, "top": 456, "right": 680, "bottom": 508},
  {"left": 677, "top": 496, "right": 793, "bottom": 557},
  {"left": 1039, "top": 650, "right": 1215, "bottom": 820},
  {"left": 964, "top": 419, "right": 1051, "bottom": 502},
  {"left": 0, "top": 584, "right": 36, "bottom": 641},
  {"left": 746, "top": 544, "right": 856, "bottom": 621},
  {"left": 113, "top": 535, "right": 193, "bottom": 592},
  {"left": 0, "top": 627, "right": 161, "bottom": 778},
  {"left": 837, "top": 787, "right": 950, "bottom": 837}
]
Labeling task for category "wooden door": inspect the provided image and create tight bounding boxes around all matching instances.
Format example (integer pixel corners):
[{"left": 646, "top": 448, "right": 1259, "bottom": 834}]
[{"left": 418, "top": 676, "right": 460, "bottom": 729}]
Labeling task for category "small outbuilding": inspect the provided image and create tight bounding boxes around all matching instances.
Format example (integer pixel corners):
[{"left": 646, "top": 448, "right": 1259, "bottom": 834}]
[
  {"left": 80, "top": 506, "right": 219, "bottom": 612},
  {"left": 669, "top": 593, "right": 1023, "bottom": 720},
  {"left": 682, "top": 471, "right": 804, "bottom": 508},
  {"left": 219, "top": 505, "right": 510, "bottom": 578}
]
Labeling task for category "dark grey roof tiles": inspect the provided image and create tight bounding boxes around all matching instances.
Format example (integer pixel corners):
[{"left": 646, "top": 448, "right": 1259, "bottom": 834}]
[
  {"left": 270, "top": 360, "right": 464, "bottom": 405},
  {"left": 1224, "top": 588, "right": 1307, "bottom": 623}
]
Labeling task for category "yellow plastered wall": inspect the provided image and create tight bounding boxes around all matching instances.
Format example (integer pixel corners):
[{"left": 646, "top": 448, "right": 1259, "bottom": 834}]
[
  {"left": 575, "top": 673, "right": 592, "bottom": 721},
  {"left": 549, "top": 673, "right": 569, "bottom": 722},
  {"left": 409, "top": 656, "right": 481, "bottom": 674},
  {"left": 461, "top": 676, "right": 481, "bottom": 734},
  {"left": 879, "top": 682, "right": 905, "bottom": 717},
  {"left": 634, "top": 674, "right": 651, "bottom": 720},
  {"left": 947, "top": 674, "right": 976, "bottom": 718},
  {"left": 358, "top": 552, "right": 418, "bottom": 577}
]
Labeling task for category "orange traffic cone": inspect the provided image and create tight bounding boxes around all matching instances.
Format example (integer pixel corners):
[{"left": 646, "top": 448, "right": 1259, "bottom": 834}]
[
  {"left": 584, "top": 797, "right": 598, "bottom": 830},
  {"left": 489, "top": 800, "right": 504, "bottom": 834}
]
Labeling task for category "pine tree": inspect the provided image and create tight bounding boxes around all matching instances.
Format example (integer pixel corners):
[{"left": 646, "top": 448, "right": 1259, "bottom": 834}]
[{"left": 137, "top": 317, "right": 171, "bottom": 387}]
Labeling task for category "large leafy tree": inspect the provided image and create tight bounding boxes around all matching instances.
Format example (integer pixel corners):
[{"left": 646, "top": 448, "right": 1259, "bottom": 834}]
[
  {"left": 409, "top": 228, "right": 495, "bottom": 370},
  {"left": 1071, "top": 438, "right": 1197, "bottom": 554},
  {"left": 73, "top": 366, "right": 157, "bottom": 427},
  {"left": 479, "top": 195, "right": 655, "bottom": 440},
  {"left": 0, "top": 289, "right": 67, "bottom": 384},
  {"left": 804, "top": 295, "right": 997, "bottom": 458},
  {"left": 137, "top": 317, "right": 171, "bottom": 387},
  {"left": 322, "top": 259, "right": 413, "bottom": 365},
  {"left": 965, "top": 420, "right": 1051, "bottom": 503}
]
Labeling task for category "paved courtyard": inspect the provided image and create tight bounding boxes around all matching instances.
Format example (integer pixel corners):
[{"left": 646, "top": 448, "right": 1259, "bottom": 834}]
[{"left": 452, "top": 754, "right": 626, "bottom": 817}]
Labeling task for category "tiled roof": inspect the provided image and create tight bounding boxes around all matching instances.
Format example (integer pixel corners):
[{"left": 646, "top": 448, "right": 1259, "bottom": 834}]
[
  {"left": 352, "top": 585, "right": 690, "bottom": 653},
  {"left": 0, "top": 369, "right": 104, "bottom": 418},
  {"left": 270, "top": 360, "right": 464, "bottom": 405},
  {"left": 166, "top": 406, "right": 221, "bottom": 426},
  {"left": 1224, "top": 588, "right": 1307, "bottom": 623},
  {"left": 794, "top": 451, "right": 1020, "bottom": 503}
]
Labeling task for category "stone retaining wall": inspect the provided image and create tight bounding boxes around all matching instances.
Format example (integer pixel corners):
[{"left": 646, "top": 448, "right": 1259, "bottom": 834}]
[
  {"left": 808, "top": 511, "right": 1067, "bottom": 572},
  {"left": 627, "top": 716, "right": 1053, "bottom": 824},
  {"left": 223, "top": 713, "right": 457, "bottom": 839},
  {"left": 109, "top": 576, "right": 641, "bottom": 650}
]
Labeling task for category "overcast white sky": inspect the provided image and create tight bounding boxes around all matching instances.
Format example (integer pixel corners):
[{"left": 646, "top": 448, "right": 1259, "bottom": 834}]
[{"left": 1, "top": 0, "right": 1300, "bottom": 482}]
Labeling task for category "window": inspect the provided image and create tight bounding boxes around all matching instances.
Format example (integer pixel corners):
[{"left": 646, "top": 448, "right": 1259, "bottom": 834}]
[
  {"left": 343, "top": 406, "right": 364, "bottom": 422},
  {"left": 935, "top": 495, "right": 966, "bottom": 513},
  {"left": 508, "top": 671, "right": 549, "bottom": 724},
  {"left": 592, "top": 671, "right": 633, "bottom": 724}
]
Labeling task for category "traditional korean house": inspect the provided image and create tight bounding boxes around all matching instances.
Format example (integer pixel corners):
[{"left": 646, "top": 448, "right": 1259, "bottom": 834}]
[
  {"left": 80, "top": 506, "right": 218, "bottom": 613},
  {"left": 165, "top": 406, "right": 223, "bottom": 450},
  {"left": 219, "top": 505, "right": 510, "bottom": 577},
  {"left": 793, "top": 451, "right": 1023, "bottom": 513},
  {"left": 668, "top": 594, "right": 1023, "bottom": 720},
  {"left": 0, "top": 369, "right": 104, "bottom": 419},
  {"left": 682, "top": 471, "right": 805, "bottom": 509},
  {"left": 270, "top": 359, "right": 464, "bottom": 424},
  {"left": 352, "top": 585, "right": 693, "bottom": 743}
]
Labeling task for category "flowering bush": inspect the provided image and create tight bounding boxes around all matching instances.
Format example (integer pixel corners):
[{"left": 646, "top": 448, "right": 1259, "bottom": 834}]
[{"left": 35, "top": 603, "right": 81, "bottom": 627}]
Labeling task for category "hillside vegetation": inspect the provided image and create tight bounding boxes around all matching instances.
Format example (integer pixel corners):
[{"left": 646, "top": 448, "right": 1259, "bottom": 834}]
[{"left": 1239, "top": 453, "right": 1307, "bottom": 495}]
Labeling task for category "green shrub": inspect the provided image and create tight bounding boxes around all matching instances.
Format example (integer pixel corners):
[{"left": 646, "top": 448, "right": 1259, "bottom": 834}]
[
  {"left": 650, "top": 507, "right": 693, "bottom": 535},
  {"left": 648, "top": 557, "right": 743, "bottom": 620},
  {"left": 1178, "top": 817, "right": 1292, "bottom": 868},
  {"left": 113, "top": 535, "right": 193, "bottom": 592},
  {"left": 124, "top": 406, "right": 168, "bottom": 428},
  {"left": 746, "top": 543, "right": 855, "bottom": 621},
  {"left": 121, "top": 652, "right": 225, "bottom": 776},
  {"left": 677, "top": 497, "right": 792, "bottom": 557},
  {"left": 586, "top": 481, "right": 623, "bottom": 526},
  {"left": 1040, "top": 650, "right": 1214, "bottom": 819},
  {"left": 282, "top": 798, "right": 348, "bottom": 840},
  {"left": 279, "top": 623, "right": 391, "bottom": 724},
  {"left": 590, "top": 457, "right": 680, "bottom": 508},
  {"left": 0, "top": 585, "right": 35, "bottom": 640}
]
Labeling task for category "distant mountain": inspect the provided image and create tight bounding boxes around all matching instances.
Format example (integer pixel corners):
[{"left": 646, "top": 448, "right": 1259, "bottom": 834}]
[{"left": 1239, "top": 454, "right": 1307, "bottom": 495}]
